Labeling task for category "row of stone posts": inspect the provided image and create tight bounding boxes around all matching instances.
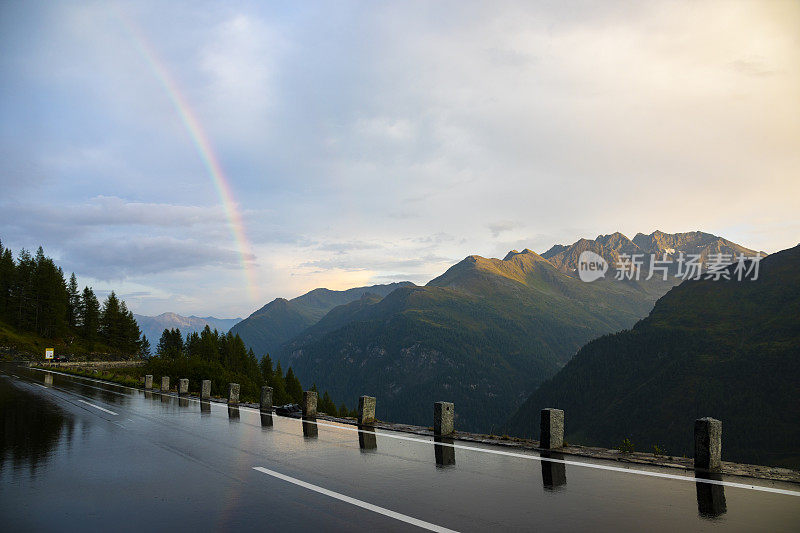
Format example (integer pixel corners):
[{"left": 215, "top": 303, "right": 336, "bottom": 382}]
[
  {"left": 538, "top": 407, "right": 723, "bottom": 470},
  {"left": 146, "top": 375, "right": 230, "bottom": 402},
  {"left": 143, "top": 376, "right": 722, "bottom": 471}
]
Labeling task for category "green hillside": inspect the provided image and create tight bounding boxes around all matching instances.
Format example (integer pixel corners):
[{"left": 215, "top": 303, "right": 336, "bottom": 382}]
[
  {"left": 506, "top": 245, "right": 800, "bottom": 468},
  {"left": 280, "top": 250, "right": 675, "bottom": 432},
  {"left": 230, "top": 282, "right": 413, "bottom": 362}
]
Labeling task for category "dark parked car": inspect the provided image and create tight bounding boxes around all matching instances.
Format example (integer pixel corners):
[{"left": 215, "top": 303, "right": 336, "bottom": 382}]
[{"left": 274, "top": 403, "right": 302, "bottom": 416}]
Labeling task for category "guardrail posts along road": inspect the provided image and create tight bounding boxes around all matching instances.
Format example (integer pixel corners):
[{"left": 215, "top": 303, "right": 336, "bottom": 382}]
[
  {"left": 302, "top": 390, "right": 318, "bottom": 417},
  {"left": 161, "top": 376, "right": 170, "bottom": 392},
  {"left": 695, "top": 417, "right": 722, "bottom": 471},
  {"left": 228, "top": 383, "right": 240, "bottom": 406},
  {"left": 540, "top": 408, "right": 565, "bottom": 449},
  {"left": 434, "top": 401, "right": 454, "bottom": 436},
  {"left": 144, "top": 375, "right": 153, "bottom": 390},
  {"left": 178, "top": 379, "right": 189, "bottom": 395},
  {"left": 358, "top": 396, "right": 376, "bottom": 425},
  {"left": 201, "top": 380, "right": 211, "bottom": 400},
  {"left": 260, "top": 386, "right": 273, "bottom": 412}
]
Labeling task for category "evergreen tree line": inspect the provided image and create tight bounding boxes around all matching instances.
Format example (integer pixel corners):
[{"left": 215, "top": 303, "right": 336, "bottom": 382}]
[
  {"left": 153, "top": 325, "right": 356, "bottom": 416},
  {"left": 0, "top": 240, "right": 146, "bottom": 356}
]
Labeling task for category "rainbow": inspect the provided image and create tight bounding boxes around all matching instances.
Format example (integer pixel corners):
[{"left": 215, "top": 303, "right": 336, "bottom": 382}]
[{"left": 116, "top": 12, "right": 259, "bottom": 301}]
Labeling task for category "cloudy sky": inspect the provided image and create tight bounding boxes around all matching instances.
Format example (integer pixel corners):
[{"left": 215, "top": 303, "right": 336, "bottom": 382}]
[{"left": 1, "top": 0, "right": 798, "bottom": 318}]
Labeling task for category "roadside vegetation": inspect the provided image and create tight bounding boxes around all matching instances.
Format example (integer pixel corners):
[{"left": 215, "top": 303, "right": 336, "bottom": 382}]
[{"left": 0, "top": 239, "right": 147, "bottom": 359}]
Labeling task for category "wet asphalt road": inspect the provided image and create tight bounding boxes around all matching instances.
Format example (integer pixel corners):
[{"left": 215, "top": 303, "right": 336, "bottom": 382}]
[{"left": 1, "top": 364, "right": 799, "bottom": 532}]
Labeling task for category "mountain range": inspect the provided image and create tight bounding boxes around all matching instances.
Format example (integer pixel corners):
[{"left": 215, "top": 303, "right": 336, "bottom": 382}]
[
  {"left": 229, "top": 230, "right": 760, "bottom": 432},
  {"left": 506, "top": 244, "right": 798, "bottom": 468},
  {"left": 543, "top": 230, "right": 761, "bottom": 278},
  {"left": 229, "top": 282, "right": 414, "bottom": 360},
  {"left": 133, "top": 313, "right": 242, "bottom": 347}
]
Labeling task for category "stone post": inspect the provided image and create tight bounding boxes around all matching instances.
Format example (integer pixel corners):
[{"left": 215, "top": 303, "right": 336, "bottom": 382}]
[
  {"left": 161, "top": 376, "right": 170, "bottom": 392},
  {"left": 540, "top": 408, "right": 564, "bottom": 449},
  {"left": 260, "top": 386, "right": 273, "bottom": 412},
  {"left": 201, "top": 380, "right": 211, "bottom": 400},
  {"left": 434, "top": 401, "right": 454, "bottom": 436},
  {"left": 358, "top": 396, "right": 376, "bottom": 425},
  {"left": 302, "top": 390, "right": 318, "bottom": 417},
  {"left": 145, "top": 375, "right": 153, "bottom": 390},
  {"left": 228, "top": 383, "right": 240, "bottom": 406},
  {"left": 178, "top": 378, "right": 189, "bottom": 395},
  {"left": 694, "top": 417, "right": 722, "bottom": 470}
]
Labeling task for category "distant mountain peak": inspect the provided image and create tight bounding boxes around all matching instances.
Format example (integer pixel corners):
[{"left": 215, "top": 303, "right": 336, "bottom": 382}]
[
  {"left": 502, "top": 248, "right": 536, "bottom": 261},
  {"left": 133, "top": 313, "right": 242, "bottom": 348},
  {"left": 231, "top": 281, "right": 415, "bottom": 359},
  {"left": 544, "top": 230, "right": 761, "bottom": 278}
]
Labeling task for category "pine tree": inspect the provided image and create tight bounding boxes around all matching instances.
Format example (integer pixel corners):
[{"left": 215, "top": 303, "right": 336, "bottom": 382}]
[
  {"left": 100, "top": 291, "right": 122, "bottom": 348},
  {"left": 259, "top": 354, "right": 274, "bottom": 382},
  {"left": 80, "top": 287, "right": 100, "bottom": 348},
  {"left": 11, "top": 249, "right": 35, "bottom": 331},
  {"left": 0, "top": 240, "right": 15, "bottom": 322},
  {"left": 156, "top": 328, "right": 183, "bottom": 359},
  {"left": 119, "top": 301, "right": 142, "bottom": 355},
  {"left": 320, "top": 391, "right": 337, "bottom": 416},
  {"left": 139, "top": 334, "right": 151, "bottom": 358},
  {"left": 66, "top": 273, "right": 80, "bottom": 328},
  {"left": 272, "top": 362, "right": 288, "bottom": 404},
  {"left": 198, "top": 325, "right": 218, "bottom": 362},
  {"left": 285, "top": 367, "right": 303, "bottom": 404}
]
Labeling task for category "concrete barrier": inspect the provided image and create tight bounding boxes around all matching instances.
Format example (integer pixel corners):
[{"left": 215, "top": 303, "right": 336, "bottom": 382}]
[
  {"left": 161, "top": 376, "right": 170, "bottom": 391},
  {"left": 260, "top": 386, "right": 273, "bottom": 412},
  {"left": 145, "top": 375, "right": 153, "bottom": 390},
  {"left": 358, "top": 396, "right": 376, "bottom": 425},
  {"left": 540, "top": 408, "right": 564, "bottom": 449},
  {"left": 694, "top": 417, "right": 722, "bottom": 470},
  {"left": 201, "top": 380, "right": 211, "bottom": 400},
  {"left": 178, "top": 378, "right": 189, "bottom": 395},
  {"left": 434, "top": 401, "right": 454, "bottom": 436},
  {"left": 302, "top": 390, "right": 318, "bottom": 417},
  {"left": 228, "top": 383, "right": 240, "bottom": 405}
]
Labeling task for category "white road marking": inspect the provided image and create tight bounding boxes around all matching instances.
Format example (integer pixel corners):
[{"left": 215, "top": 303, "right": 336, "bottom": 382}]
[
  {"left": 29, "top": 367, "right": 800, "bottom": 497},
  {"left": 253, "top": 466, "right": 459, "bottom": 532},
  {"left": 78, "top": 399, "right": 118, "bottom": 415}
]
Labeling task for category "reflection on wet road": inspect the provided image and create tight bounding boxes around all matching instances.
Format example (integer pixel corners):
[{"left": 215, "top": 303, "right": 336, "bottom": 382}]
[{"left": 1, "top": 364, "right": 799, "bottom": 532}]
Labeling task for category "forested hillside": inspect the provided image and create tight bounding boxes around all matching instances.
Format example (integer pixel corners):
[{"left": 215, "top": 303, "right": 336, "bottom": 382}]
[
  {"left": 231, "top": 282, "right": 413, "bottom": 363},
  {"left": 0, "top": 240, "right": 145, "bottom": 358},
  {"left": 279, "top": 250, "right": 672, "bottom": 432},
  {"left": 506, "top": 245, "right": 800, "bottom": 468}
]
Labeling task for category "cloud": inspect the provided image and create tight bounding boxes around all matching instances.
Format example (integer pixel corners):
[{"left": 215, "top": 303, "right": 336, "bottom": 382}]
[
  {"left": 298, "top": 253, "right": 456, "bottom": 274},
  {"left": 487, "top": 221, "right": 519, "bottom": 238},
  {"left": 2, "top": 0, "right": 799, "bottom": 316},
  {"left": 315, "top": 240, "right": 383, "bottom": 253},
  {"left": 61, "top": 236, "right": 241, "bottom": 280},
  {"left": 0, "top": 196, "right": 229, "bottom": 243}
]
